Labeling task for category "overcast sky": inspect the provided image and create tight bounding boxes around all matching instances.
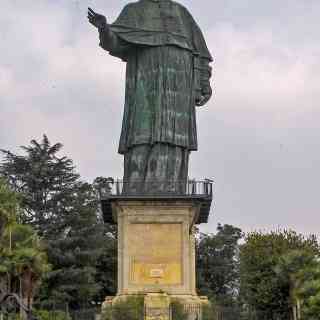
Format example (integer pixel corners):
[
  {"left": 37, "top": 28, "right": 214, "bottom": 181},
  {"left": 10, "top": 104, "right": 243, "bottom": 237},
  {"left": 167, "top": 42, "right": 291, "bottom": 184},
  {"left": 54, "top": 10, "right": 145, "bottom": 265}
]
[{"left": 1, "top": 0, "right": 320, "bottom": 236}]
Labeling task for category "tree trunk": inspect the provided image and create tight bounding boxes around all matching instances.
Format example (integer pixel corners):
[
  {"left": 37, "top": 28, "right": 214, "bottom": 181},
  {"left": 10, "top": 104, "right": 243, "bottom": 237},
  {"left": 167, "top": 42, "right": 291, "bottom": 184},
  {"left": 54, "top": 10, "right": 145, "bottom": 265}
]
[
  {"left": 20, "top": 269, "right": 36, "bottom": 320},
  {"left": 20, "top": 277, "right": 28, "bottom": 320},
  {"left": 297, "top": 299, "right": 301, "bottom": 320},
  {"left": 292, "top": 305, "right": 297, "bottom": 320}
]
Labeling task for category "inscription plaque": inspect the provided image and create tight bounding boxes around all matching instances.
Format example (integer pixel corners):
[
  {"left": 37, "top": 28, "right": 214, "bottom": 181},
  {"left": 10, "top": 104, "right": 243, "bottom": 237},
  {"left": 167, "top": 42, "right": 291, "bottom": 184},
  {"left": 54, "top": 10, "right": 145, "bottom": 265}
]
[
  {"left": 150, "top": 269, "right": 164, "bottom": 278},
  {"left": 128, "top": 223, "right": 182, "bottom": 285}
]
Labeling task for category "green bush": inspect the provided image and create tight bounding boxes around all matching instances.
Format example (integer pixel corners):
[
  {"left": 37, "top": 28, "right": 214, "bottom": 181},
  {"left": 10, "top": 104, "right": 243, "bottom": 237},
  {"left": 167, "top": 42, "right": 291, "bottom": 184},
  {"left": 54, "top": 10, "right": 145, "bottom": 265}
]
[
  {"left": 101, "top": 305, "right": 112, "bottom": 320},
  {"left": 5, "top": 314, "right": 22, "bottom": 320},
  {"left": 170, "top": 301, "right": 188, "bottom": 320},
  {"left": 170, "top": 300, "right": 217, "bottom": 320},
  {"left": 35, "top": 309, "right": 71, "bottom": 320},
  {"left": 101, "top": 295, "right": 144, "bottom": 320},
  {"left": 202, "top": 303, "right": 216, "bottom": 320}
]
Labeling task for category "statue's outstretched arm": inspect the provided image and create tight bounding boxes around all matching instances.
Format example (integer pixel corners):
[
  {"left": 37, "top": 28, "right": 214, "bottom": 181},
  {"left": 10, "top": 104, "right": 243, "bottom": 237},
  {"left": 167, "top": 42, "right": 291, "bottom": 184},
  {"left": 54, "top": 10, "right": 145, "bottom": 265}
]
[{"left": 88, "top": 7, "right": 131, "bottom": 57}]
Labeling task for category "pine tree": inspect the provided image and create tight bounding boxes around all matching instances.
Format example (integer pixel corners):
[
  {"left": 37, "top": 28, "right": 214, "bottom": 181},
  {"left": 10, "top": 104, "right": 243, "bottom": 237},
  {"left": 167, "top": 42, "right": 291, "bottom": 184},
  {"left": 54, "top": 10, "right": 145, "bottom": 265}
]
[
  {"left": 44, "top": 182, "right": 105, "bottom": 308},
  {"left": 1, "top": 135, "right": 79, "bottom": 238},
  {"left": 92, "top": 177, "right": 118, "bottom": 303},
  {"left": 1, "top": 136, "right": 106, "bottom": 308},
  {"left": 94, "top": 223, "right": 117, "bottom": 303}
]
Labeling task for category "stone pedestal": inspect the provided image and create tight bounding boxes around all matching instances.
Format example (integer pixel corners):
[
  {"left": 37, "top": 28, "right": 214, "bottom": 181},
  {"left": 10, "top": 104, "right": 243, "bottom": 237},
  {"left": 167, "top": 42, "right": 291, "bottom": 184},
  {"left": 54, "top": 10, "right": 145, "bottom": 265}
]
[
  {"left": 101, "top": 196, "right": 212, "bottom": 319},
  {"left": 113, "top": 200, "right": 199, "bottom": 296},
  {"left": 144, "top": 293, "right": 170, "bottom": 320}
]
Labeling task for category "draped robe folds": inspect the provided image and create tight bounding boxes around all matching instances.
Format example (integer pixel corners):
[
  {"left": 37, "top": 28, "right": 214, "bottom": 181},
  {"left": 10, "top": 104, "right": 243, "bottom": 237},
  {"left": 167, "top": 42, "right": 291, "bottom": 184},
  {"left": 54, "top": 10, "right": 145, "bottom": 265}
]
[{"left": 98, "top": 0, "right": 213, "bottom": 193}]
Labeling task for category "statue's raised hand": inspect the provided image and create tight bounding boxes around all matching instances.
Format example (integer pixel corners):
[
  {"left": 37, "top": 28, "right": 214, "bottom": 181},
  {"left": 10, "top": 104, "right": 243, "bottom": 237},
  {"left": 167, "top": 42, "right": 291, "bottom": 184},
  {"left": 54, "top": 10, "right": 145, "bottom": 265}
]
[{"left": 88, "top": 7, "right": 107, "bottom": 30}]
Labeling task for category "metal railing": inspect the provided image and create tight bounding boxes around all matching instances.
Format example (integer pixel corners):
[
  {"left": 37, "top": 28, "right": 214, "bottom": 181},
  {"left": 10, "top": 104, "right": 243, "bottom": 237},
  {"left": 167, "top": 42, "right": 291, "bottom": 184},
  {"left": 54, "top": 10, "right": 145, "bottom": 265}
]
[
  {"left": 0, "top": 304, "right": 288, "bottom": 320},
  {"left": 95, "top": 178, "right": 213, "bottom": 198}
]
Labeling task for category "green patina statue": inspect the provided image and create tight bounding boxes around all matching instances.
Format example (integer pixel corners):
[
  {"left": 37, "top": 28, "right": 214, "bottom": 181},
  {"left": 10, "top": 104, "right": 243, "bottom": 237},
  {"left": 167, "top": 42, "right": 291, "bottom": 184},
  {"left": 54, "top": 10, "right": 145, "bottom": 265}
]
[{"left": 88, "top": 0, "right": 213, "bottom": 194}]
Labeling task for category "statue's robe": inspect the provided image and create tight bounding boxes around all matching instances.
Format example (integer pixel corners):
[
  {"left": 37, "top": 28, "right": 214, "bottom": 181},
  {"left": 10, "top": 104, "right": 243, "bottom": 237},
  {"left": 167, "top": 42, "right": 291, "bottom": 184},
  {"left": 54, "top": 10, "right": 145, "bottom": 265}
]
[{"left": 99, "top": 0, "right": 212, "bottom": 193}]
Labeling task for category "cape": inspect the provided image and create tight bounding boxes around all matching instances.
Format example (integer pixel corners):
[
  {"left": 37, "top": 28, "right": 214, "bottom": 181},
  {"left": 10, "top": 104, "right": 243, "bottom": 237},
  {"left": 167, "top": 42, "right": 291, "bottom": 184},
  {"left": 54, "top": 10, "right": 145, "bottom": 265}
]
[{"left": 109, "top": 0, "right": 213, "bottom": 62}]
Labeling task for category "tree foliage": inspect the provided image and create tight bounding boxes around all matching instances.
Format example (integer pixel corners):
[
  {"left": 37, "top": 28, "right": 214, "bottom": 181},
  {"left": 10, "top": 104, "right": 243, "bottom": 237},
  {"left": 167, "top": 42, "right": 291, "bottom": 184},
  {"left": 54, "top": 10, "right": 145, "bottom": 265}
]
[
  {"left": 196, "top": 224, "right": 243, "bottom": 303},
  {"left": 92, "top": 177, "right": 118, "bottom": 301},
  {"left": 0, "top": 177, "right": 19, "bottom": 235},
  {"left": 0, "top": 136, "right": 108, "bottom": 308},
  {"left": 94, "top": 224, "right": 117, "bottom": 302},
  {"left": 41, "top": 182, "right": 105, "bottom": 308},
  {"left": 239, "top": 230, "right": 319, "bottom": 319},
  {"left": 1, "top": 135, "right": 79, "bottom": 238},
  {"left": 294, "top": 256, "right": 320, "bottom": 319},
  {"left": 0, "top": 179, "right": 49, "bottom": 310}
]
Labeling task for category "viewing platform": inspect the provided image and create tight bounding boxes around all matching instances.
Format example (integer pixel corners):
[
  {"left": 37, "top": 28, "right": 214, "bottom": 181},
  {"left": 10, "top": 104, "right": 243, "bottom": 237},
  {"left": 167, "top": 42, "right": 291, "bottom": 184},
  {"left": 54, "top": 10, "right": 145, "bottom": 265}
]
[{"left": 97, "top": 179, "right": 214, "bottom": 225}]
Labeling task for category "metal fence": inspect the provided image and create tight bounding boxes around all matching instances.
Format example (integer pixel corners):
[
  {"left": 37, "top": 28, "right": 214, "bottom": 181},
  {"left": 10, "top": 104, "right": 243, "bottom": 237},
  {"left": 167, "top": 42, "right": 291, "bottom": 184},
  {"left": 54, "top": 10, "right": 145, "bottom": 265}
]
[
  {"left": 0, "top": 308, "right": 99, "bottom": 320},
  {"left": 215, "top": 307, "right": 295, "bottom": 320},
  {"left": 0, "top": 308, "right": 295, "bottom": 320},
  {"left": 0, "top": 295, "right": 98, "bottom": 320},
  {"left": 96, "top": 178, "right": 213, "bottom": 198},
  {"left": 0, "top": 296, "right": 292, "bottom": 320},
  {"left": 70, "top": 308, "right": 99, "bottom": 320}
]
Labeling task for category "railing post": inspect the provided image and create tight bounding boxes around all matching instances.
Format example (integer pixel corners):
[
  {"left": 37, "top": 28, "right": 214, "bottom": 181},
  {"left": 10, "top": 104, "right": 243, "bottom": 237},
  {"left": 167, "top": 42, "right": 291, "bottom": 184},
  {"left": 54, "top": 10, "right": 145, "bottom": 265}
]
[
  {"left": 192, "top": 181, "right": 196, "bottom": 195},
  {"left": 116, "top": 179, "right": 120, "bottom": 195}
]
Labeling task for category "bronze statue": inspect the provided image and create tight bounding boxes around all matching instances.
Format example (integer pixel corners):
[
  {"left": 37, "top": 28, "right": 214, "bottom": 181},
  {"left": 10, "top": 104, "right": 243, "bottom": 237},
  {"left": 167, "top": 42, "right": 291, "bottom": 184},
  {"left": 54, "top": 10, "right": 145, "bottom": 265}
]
[{"left": 88, "top": 0, "right": 213, "bottom": 194}]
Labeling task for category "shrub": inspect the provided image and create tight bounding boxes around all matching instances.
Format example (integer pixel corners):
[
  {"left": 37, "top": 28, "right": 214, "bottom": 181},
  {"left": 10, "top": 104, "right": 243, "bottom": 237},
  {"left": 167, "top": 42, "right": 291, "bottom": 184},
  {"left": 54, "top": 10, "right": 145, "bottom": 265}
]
[
  {"left": 170, "top": 300, "right": 217, "bottom": 320},
  {"left": 101, "top": 295, "right": 144, "bottom": 320},
  {"left": 202, "top": 302, "right": 216, "bottom": 320},
  {"left": 101, "top": 304, "right": 112, "bottom": 320},
  {"left": 35, "top": 309, "right": 71, "bottom": 320},
  {"left": 170, "top": 301, "right": 188, "bottom": 320}
]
